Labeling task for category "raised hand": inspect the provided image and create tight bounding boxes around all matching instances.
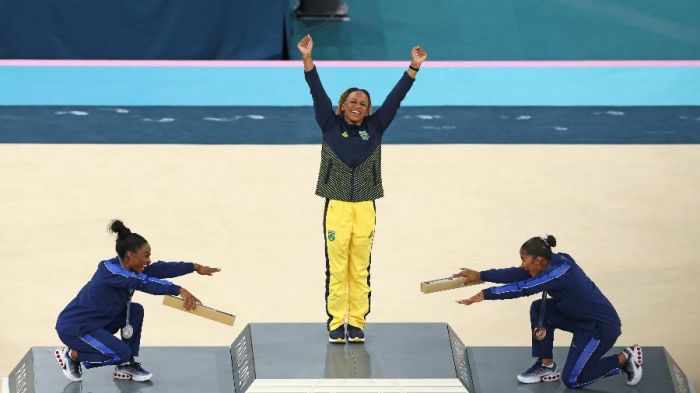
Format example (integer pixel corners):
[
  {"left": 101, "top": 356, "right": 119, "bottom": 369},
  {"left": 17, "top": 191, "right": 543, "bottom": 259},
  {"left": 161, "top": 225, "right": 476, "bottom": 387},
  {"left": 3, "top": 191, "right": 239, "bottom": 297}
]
[
  {"left": 297, "top": 34, "right": 314, "bottom": 57},
  {"left": 194, "top": 263, "right": 221, "bottom": 276},
  {"left": 411, "top": 46, "right": 427, "bottom": 67}
]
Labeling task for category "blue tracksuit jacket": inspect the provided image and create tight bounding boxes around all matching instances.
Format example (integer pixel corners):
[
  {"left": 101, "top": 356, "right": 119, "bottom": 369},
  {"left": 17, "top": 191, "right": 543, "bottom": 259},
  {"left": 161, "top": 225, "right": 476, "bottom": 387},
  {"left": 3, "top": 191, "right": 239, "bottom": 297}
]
[
  {"left": 481, "top": 252, "right": 622, "bottom": 338},
  {"left": 55, "top": 257, "right": 194, "bottom": 336}
]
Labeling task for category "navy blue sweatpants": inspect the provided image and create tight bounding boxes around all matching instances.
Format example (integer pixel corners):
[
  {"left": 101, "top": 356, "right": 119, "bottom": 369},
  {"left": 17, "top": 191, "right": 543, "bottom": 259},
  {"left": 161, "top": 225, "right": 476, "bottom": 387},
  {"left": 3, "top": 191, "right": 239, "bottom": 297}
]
[
  {"left": 530, "top": 299, "right": 623, "bottom": 389},
  {"left": 57, "top": 303, "right": 144, "bottom": 369}
]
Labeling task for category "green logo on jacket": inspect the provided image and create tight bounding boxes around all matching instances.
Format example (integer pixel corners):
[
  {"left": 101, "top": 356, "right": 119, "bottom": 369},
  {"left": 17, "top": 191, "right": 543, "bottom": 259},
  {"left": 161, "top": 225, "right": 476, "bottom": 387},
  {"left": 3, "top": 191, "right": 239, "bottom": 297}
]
[{"left": 328, "top": 230, "right": 336, "bottom": 241}]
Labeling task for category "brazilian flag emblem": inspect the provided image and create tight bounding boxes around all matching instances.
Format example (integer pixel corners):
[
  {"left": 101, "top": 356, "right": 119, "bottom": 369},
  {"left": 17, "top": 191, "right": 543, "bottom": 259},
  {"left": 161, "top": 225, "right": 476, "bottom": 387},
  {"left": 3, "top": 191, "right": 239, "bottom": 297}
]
[{"left": 328, "top": 230, "right": 336, "bottom": 241}]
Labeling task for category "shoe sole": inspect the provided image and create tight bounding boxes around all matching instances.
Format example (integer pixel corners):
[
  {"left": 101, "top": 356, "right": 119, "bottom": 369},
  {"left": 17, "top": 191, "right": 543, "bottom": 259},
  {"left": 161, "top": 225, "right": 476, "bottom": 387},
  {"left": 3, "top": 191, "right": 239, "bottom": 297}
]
[
  {"left": 55, "top": 348, "right": 82, "bottom": 382},
  {"left": 114, "top": 370, "right": 153, "bottom": 382},
  {"left": 626, "top": 366, "right": 643, "bottom": 386},
  {"left": 517, "top": 372, "right": 560, "bottom": 384},
  {"left": 347, "top": 337, "right": 365, "bottom": 343},
  {"left": 626, "top": 345, "right": 643, "bottom": 386},
  {"left": 628, "top": 345, "right": 643, "bottom": 386},
  {"left": 328, "top": 338, "right": 346, "bottom": 344},
  {"left": 632, "top": 345, "right": 643, "bottom": 367}
]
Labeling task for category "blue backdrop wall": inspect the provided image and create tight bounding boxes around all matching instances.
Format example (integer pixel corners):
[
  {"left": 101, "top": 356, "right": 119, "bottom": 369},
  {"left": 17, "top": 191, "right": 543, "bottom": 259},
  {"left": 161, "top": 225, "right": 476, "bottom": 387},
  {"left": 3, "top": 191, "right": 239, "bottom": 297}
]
[{"left": 0, "top": 0, "right": 291, "bottom": 59}]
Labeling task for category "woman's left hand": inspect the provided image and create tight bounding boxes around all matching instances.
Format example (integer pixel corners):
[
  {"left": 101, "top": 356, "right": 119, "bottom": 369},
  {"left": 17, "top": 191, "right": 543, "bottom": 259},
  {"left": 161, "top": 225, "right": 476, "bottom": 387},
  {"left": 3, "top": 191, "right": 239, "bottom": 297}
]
[
  {"left": 411, "top": 46, "right": 427, "bottom": 67},
  {"left": 194, "top": 263, "right": 221, "bottom": 276},
  {"left": 457, "top": 291, "right": 484, "bottom": 305}
]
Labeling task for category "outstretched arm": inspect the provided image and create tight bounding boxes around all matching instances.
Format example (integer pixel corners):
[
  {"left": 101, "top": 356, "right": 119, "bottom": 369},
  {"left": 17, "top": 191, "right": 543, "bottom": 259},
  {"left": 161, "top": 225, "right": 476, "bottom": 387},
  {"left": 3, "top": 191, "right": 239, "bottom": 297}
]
[
  {"left": 479, "top": 267, "right": 531, "bottom": 283},
  {"left": 298, "top": 34, "right": 335, "bottom": 131},
  {"left": 457, "top": 291, "right": 484, "bottom": 306},
  {"left": 102, "top": 260, "right": 181, "bottom": 296},
  {"left": 372, "top": 45, "right": 428, "bottom": 131},
  {"left": 143, "top": 261, "right": 194, "bottom": 279},
  {"left": 406, "top": 46, "right": 427, "bottom": 79},
  {"left": 298, "top": 34, "right": 314, "bottom": 72},
  {"left": 483, "top": 263, "right": 570, "bottom": 301},
  {"left": 193, "top": 263, "right": 221, "bottom": 276}
]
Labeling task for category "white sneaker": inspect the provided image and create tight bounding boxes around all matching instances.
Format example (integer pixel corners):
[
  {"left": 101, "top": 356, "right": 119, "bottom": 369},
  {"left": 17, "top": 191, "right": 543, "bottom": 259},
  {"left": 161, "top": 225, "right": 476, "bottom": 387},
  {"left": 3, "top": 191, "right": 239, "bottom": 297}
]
[
  {"left": 113, "top": 360, "right": 153, "bottom": 382},
  {"left": 55, "top": 347, "right": 82, "bottom": 381},
  {"left": 624, "top": 344, "right": 643, "bottom": 386},
  {"left": 517, "top": 360, "right": 560, "bottom": 383}
]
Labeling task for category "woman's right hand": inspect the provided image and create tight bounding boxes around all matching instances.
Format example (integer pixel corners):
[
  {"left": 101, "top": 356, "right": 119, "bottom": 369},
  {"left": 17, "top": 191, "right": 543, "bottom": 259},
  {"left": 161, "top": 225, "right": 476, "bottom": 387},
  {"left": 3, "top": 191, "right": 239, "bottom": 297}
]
[
  {"left": 453, "top": 268, "right": 481, "bottom": 283},
  {"left": 297, "top": 34, "right": 313, "bottom": 57},
  {"left": 179, "top": 287, "right": 201, "bottom": 311}
]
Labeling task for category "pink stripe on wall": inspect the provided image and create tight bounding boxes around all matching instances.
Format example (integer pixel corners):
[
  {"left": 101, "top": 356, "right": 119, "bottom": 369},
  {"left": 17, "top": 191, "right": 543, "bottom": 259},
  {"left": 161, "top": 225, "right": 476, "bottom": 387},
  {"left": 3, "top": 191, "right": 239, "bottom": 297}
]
[{"left": 0, "top": 59, "right": 699, "bottom": 67}]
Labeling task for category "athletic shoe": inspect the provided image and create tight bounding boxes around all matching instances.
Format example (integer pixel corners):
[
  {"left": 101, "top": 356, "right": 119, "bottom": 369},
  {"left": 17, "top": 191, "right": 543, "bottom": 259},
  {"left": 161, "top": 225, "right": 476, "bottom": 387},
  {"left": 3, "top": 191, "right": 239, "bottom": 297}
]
[
  {"left": 55, "top": 346, "right": 82, "bottom": 382},
  {"left": 113, "top": 361, "right": 153, "bottom": 382},
  {"left": 624, "top": 344, "right": 643, "bottom": 386},
  {"left": 517, "top": 360, "right": 560, "bottom": 383},
  {"left": 328, "top": 326, "right": 346, "bottom": 343},
  {"left": 347, "top": 325, "right": 365, "bottom": 343}
]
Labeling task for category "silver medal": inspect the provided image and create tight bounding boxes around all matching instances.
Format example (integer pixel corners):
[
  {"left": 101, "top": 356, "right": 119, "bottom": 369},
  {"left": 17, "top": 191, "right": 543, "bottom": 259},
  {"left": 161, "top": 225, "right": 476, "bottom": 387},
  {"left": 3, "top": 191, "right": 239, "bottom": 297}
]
[
  {"left": 122, "top": 288, "right": 135, "bottom": 339},
  {"left": 121, "top": 324, "right": 134, "bottom": 339}
]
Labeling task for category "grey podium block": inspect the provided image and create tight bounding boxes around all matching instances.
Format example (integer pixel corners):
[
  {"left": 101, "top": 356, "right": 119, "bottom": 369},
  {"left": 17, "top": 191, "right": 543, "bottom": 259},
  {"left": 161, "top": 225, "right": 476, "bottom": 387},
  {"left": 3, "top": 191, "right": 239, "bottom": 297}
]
[
  {"left": 467, "top": 346, "right": 695, "bottom": 393},
  {"left": 8, "top": 325, "right": 694, "bottom": 393},
  {"left": 230, "top": 322, "right": 473, "bottom": 392},
  {"left": 8, "top": 347, "right": 234, "bottom": 393}
]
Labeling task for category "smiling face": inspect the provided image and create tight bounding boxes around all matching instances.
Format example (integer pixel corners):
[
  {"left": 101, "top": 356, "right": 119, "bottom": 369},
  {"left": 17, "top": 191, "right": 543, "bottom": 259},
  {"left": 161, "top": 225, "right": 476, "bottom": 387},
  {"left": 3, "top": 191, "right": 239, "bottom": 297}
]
[
  {"left": 340, "top": 90, "right": 370, "bottom": 125},
  {"left": 520, "top": 248, "right": 548, "bottom": 277},
  {"left": 123, "top": 243, "right": 152, "bottom": 274}
]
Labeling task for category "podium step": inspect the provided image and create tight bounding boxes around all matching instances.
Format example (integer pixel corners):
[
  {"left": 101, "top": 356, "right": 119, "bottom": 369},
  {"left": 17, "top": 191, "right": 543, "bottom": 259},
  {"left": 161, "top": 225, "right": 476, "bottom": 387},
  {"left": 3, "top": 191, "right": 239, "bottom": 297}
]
[
  {"left": 7, "top": 323, "right": 695, "bottom": 393},
  {"left": 245, "top": 379, "right": 468, "bottom": 392},
  {"left": 9, "top": 347, "right": 234, "bottom": 393},
  {"left": 231, "top": 323, "right": 471, "bottom": 392}
]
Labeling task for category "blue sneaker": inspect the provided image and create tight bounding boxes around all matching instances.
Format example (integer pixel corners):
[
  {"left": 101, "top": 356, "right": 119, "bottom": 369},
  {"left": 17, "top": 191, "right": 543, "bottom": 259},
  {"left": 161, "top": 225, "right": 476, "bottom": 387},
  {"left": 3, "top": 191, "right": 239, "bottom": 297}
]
[
  {"left": 347, "top": 325, "right": 365, "bottom": 343},
  {"left": 328, "top": 326, "right": 346, "bottom": 343},
  {"left": 114, "top": 360, "right": 153, "bottom": 382},
  {"left": 517, "top": 360, "right": 560, "bottom": 383}
]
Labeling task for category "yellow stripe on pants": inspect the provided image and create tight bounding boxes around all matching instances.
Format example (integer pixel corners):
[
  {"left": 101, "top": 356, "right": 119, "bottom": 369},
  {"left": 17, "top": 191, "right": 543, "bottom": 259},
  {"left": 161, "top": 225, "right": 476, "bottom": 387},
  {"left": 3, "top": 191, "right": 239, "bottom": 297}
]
[{"left": 324, "top": 199, "right": 375, "bottom": 332}]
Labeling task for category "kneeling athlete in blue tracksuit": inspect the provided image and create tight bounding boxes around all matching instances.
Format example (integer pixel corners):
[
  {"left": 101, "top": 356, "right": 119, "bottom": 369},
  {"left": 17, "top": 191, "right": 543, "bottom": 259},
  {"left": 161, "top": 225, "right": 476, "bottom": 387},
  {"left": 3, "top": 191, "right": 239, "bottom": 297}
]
[
  {"left": 455, "top": 235, "right": 643, "bottom": 389},
  {"left": 54, "top": 219, "right": 220, "bottom": 382}
]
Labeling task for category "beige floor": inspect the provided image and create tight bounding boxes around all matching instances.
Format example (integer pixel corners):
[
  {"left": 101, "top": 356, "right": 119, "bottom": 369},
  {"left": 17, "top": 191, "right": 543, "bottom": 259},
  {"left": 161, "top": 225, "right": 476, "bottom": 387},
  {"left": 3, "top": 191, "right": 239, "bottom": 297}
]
[{"left": 1, "top": 144, "right": 699, "bottom": 389}]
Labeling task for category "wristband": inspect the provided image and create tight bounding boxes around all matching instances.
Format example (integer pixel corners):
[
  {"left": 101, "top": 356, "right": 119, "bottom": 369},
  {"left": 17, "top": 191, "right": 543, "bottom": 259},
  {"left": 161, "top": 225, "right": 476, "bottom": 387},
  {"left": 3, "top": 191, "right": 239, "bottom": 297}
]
[{"left": 409, "top": 64, "right": 420, "bottom": 72}]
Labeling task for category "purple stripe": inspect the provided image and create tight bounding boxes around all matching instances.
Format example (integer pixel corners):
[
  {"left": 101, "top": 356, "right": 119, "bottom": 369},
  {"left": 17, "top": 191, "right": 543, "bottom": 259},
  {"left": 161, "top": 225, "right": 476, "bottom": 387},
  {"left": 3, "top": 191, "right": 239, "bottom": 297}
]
[{"left": 1, "top": 60, "right": 699, "bottom": 68}]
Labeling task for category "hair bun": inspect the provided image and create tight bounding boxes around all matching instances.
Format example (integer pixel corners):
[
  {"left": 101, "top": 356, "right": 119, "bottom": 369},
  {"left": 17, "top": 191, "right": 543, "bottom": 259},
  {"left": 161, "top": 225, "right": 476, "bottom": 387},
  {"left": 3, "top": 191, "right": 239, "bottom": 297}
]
[
  {"left": 109, "top": 219, "right": 131, "bottom": 239},
  {"left": 545, "top": 234, "right": 557, "bottom": 248}
]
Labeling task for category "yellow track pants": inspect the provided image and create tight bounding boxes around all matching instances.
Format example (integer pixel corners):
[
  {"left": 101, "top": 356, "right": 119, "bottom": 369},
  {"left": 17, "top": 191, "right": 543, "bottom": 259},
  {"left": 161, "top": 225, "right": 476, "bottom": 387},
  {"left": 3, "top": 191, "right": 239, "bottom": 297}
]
[{"left": 324, "top": 199, "right": 375, "bottom": 332}]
